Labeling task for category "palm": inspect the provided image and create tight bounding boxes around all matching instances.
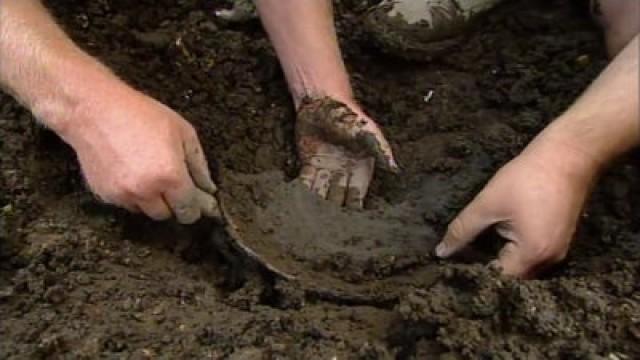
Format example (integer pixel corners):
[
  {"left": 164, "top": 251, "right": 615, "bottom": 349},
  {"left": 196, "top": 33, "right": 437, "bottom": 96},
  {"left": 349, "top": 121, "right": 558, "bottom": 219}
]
[
  {"left": 295, "top": 97, "right": 397, "bottom": 208},
  {"left": 297, "top": 131, "right": 374, "bottom": 208}
]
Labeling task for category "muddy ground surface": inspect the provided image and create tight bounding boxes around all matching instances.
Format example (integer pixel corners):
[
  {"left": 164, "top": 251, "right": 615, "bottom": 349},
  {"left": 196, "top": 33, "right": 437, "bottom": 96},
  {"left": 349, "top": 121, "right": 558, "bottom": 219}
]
[{"left": 1, "top": 0, "right": 639, "bottom": 358}]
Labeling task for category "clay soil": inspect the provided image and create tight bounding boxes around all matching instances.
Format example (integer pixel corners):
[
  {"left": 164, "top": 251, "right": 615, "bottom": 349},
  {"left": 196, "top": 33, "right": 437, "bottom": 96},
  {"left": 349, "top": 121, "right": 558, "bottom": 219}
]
[{"left": 1, "top": 0, "right": 639, "bottom": 358}]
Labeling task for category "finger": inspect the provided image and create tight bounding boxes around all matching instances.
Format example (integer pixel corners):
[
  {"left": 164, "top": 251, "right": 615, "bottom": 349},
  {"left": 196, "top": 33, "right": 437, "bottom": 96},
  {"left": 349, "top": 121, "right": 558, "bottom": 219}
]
[
  {"left": 183, "top": 128, "right": 218, "bottom": 195},
  {"left": 327, "top": 171, "right": 349, "bottom": 206},
  {"left": 194, "top": 188, "right": 222, "bottom": 219},
  {"left": 345, "top": 158, "right": 374, "bottom": 209},
  {"left": 356, "top": 121, "right": 399, "bottom": 173},
  {"left": 312, "top": 169, "right": 332, "bottom": 199},
  {"left": 137, "top": 196, "right": 172, "bottom": 221},
  {"left": 492, "top": 242, "right": 531, "bottom": 279},
  {"left": 436, "top": 196, "right": 493, "bottom": 258},
  {"left": 299, "top": 165, "right": 317, "bottom": 188},
  {"left": 164, "top": 177, "right": 202, "bottom": 225}
]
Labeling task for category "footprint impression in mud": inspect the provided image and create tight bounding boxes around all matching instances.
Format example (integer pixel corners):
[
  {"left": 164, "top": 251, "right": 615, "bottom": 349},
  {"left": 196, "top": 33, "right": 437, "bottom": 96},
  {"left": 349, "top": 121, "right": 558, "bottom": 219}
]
[{"left": 215, "top": 98, "right": 493, "bottom": 295}]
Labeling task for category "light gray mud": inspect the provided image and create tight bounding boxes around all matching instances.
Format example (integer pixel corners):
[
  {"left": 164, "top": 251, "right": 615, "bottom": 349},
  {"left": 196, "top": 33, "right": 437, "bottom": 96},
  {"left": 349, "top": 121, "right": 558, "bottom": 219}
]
[{"left": 218, "top": 135, "right": 490, "bottom": 294}]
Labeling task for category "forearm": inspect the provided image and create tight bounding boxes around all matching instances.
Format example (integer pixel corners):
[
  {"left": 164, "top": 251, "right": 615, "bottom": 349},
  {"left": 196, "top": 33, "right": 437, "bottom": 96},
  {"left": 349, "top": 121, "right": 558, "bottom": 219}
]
[
  {"left": 0, "top": 0, "right": 122, "bottom": 137},
  {"left": 255, "top": 0, "right": 354, "bottom": 108},
  {"left": 526, "top": 35, "right": 639, "bottom": 179}
]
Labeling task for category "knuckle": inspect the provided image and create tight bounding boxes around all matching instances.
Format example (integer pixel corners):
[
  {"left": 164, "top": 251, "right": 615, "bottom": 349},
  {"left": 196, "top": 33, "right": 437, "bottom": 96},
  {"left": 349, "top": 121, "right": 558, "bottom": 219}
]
[
  {"left": 108, "top": 180, "right": 137, "bottom": 202},
  {"left": 114, "top": 179, "right": 144, "bottom": 200},
  {"left": 155, "top": 171, "right": 182, "bottom": 189},
  {"left": 135, "top": 166, "right": 184, "bottom": 193}
]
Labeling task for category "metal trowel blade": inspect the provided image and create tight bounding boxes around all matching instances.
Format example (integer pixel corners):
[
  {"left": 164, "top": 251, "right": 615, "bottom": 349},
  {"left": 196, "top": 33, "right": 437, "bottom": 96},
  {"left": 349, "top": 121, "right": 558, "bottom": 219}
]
[{"left": 216, "top": 195, "right": 296, "bottom": 280}]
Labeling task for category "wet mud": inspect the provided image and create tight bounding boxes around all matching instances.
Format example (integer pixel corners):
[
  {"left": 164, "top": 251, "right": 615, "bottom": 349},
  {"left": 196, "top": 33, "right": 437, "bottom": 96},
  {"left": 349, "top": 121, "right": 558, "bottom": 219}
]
[{"left": 1, "top": 0, "right": 639, "bottom": 358}]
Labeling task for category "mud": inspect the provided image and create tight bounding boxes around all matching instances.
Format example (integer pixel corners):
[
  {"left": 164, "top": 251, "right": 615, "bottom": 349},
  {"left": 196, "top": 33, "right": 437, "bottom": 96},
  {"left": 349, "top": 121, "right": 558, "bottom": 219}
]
[{"left": 1, "top": 0, "right": 639, "bottom": 358}]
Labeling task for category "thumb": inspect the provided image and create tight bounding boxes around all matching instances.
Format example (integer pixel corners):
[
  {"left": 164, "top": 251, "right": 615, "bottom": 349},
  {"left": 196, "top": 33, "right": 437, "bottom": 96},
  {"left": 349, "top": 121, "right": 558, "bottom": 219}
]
[
  {"left": 436, "top": 196, "right": 493, "bottom": 258},
  {"left": 183, "top": 129, "right": 218, "bottom": 195},
  {"left": 356, "top": 122, "right": 399, "bottom": 173}
]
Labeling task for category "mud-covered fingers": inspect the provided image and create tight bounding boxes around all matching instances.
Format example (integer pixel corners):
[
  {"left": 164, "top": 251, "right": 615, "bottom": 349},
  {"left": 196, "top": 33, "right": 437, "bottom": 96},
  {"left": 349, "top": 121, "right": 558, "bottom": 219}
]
[
  {"left": 299, "top": 165, "right": 317, "bottom": 188},
  {"left": 194, "top": 188, "right": 222, "bottom": 219},
  {"left": 357, "top": 120, "right": 399, "bottom": 173},
  {"left": 322, "top": 110, "right": 398, "bottom": 172},
  {"left": 167, "top": 190, "right": 201, "bottom": 224},
  {"left": 137, "top": 197, "right": 172, "bottom": 221},
  {"left": 165, "top": 189, "right": 222, "bottom": 224},
  {"left": 345, "top": 158, "right": 374, "bottom": 209},
  {"left": 182, "top": 126, "right": 218, "bottom": 195},
  {"left": 327, "top": 171, "right": 349, "bottom": 206},
  {"left": 164, "top": 174, "right": 221, "bottom": 224},
  {"left": 312, "top": 169, "right": 332, "bottom": 199}
]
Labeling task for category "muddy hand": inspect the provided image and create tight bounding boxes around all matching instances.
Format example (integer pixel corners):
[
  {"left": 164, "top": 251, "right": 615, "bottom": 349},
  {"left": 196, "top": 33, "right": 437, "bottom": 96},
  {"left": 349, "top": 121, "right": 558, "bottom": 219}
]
[
  {"left": 296, "top": 97, "right": 398, "bottom": 208},
  {"left": 67, "top": 90, "right": 223, "bottom": 224}
]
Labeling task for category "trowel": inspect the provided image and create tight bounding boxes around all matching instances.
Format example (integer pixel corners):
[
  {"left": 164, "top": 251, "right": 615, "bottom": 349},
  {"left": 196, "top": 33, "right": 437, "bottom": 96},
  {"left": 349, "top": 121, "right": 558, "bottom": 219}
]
[{"left": 209, "top": 170, "right": 440, "bottom": 294}]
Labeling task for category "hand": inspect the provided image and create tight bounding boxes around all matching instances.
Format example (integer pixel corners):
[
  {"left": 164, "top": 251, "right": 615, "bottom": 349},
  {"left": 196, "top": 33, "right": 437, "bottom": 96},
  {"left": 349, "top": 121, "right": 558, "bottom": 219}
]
[
  {"left": 63, "top": 87, "right": 221, "bottom": 224},
  {"left": 295, "top": 97, "right": 398, "bottom": 208},
  {"left": 435, "top": 137, "right": 598, "bottom": 278}
]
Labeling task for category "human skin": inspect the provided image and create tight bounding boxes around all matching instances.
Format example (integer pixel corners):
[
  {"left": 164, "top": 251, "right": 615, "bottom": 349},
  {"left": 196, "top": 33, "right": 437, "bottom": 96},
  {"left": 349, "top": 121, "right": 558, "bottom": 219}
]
[
  {"left": 260, "top": 0, "right": 638, "bottom": 277},
  {"left": 255, "top": 0, "right": 398, "bottom": 208},
  {"left": 436, "top": 5, "right": 639, "bottom": 278},
  {"left": 0, "top": 0, "right": 221, "bottom": 224}
]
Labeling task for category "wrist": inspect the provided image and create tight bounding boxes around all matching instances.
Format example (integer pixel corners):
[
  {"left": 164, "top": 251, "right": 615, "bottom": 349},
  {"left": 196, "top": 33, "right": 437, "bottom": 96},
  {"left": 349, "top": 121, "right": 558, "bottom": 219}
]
[
  {"left": 521, "top": 122, "right": 603, "bottom": 189},
  {"left": 29, "top": 58, "right": 129, "bottom": 143},
  {"left": 290, "top": 83, "right": 356, "bottom": 110}
]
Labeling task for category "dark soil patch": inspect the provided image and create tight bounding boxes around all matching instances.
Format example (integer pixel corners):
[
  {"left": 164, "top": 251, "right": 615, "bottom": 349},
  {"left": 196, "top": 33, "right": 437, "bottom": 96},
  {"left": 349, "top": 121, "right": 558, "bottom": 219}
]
[{"left": 1, "top": 0, "right": 639, "bottom": 358}]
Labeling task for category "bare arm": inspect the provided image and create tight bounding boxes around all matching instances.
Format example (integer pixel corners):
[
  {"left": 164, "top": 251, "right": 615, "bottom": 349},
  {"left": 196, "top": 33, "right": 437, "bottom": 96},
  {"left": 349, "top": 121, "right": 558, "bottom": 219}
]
[
  {"left": 0, "top": 0, "right": 221, "bottom": 224},
  {"left": 255, "top": 0, "right": 354, "bottom": 108},
  {"left": 533, "top": 34, "right": 639, "bottom": 171},
  {"left": 0, "top": 0, "right": 121, "bottom": 139},
  {"left": 255, "top": 0, "right": 398, "bottom": 207},
  {"left": 437, "top": 35, "right": 639, "bottom": 278}
]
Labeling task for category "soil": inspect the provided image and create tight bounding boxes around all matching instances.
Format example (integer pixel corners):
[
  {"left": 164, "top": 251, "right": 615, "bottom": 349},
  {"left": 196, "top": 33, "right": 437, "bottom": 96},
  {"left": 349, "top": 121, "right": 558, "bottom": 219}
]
[{"left": 1, "top": 0, "right": 639, "bottom": 359}]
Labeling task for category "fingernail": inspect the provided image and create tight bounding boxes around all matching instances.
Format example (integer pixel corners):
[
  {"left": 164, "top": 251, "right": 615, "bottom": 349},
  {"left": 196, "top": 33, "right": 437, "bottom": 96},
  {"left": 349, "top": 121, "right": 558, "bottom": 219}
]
[
  {"left": 435, "top": 243, "right": 448, "bottom": 258},
  {"left": 389, "top": 157, "right": 400, "bottom": 173}
]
